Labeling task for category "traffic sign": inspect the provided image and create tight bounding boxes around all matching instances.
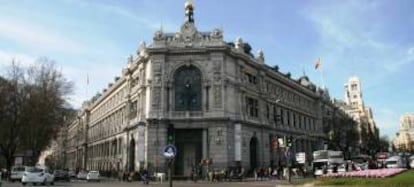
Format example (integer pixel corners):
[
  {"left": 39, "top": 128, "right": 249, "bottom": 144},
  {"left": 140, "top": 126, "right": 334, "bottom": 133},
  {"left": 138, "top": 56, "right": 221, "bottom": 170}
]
[
  {"left": 163, "top": 145, "right": 177, "bottom": 159},
  {"left": 285, "top": 147, "right": 294, "bottom": 159}
]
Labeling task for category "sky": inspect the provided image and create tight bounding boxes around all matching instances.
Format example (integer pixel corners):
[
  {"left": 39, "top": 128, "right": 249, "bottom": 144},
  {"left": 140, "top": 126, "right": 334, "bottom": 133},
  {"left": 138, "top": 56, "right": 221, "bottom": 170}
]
[{"left": 0, "top": 0, "right": 413, "bottom": 139}]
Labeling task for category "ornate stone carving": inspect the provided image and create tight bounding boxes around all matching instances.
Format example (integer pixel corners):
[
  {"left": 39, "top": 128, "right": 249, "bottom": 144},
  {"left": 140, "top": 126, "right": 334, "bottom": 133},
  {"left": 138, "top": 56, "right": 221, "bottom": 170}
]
[
  {"left": 214, "top": 85, "right": 222, "bottom": 107},
  {"left": 153, "top": 30, "right": 165, "bottom": 41},
  {"left": 152, "top": 87, "right": 161, "bottom": 108},
  {"left": 256, "top": 49, "right": 265, "bottom": 64},
  {"left": 138, "top": 41, "right": 148, "bottom": 57},
  {"left": 154, "top": 74, "right": 161, "bottom": 85},
  {"left": 128, "top": 54, "right": 134, "bottom": 64},
  {"left": 213, "top": 61, "right": 221, "bottom": 72},
  {"left": 213, "top": 72, "right": 221, "bottom": 82},
  {"left": 211, "top": 28, "right": 223, "bottom": 40},
  {"left": 152, "top": 63, "right": 161, "bottom": 73},
  {"left": 235, "top": 37, "right": 244, "bottom": 52}
]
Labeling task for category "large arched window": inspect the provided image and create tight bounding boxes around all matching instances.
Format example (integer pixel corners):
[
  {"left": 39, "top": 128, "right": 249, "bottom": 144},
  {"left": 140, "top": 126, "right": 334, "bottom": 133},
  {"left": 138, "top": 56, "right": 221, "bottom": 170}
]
[{"left": 174, "top": 65, "right": 202, "bottom": 111}]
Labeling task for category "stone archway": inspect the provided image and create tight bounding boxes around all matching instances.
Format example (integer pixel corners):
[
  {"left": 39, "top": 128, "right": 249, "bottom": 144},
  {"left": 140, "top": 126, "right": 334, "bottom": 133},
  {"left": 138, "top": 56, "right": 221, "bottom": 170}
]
[{"left": 250, "top": 137, "right": 259, "bottom": 171}]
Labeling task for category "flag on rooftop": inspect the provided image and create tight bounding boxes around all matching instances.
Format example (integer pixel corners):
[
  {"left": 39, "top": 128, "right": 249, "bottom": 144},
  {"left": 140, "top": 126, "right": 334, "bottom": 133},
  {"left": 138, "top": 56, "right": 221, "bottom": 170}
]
[{"left": 315, "top": 57, "right": 322, "bottom": 69}]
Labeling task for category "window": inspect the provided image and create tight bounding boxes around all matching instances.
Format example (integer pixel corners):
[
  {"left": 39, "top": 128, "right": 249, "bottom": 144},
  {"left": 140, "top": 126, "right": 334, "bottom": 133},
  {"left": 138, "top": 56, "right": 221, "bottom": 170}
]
[
  {"left": 266, "top": 104, "right": 270, "bottom": 119},
  {"left": 351, "top": 84, "right": 358, "bottom": 91},
  {"left": 293, "top": 113, "right": 296, "bottom": 128},
  {"left": 130, "top": 101, "right": 137, "bottom": 119},
  {"left": 245, "top": 72, "right": 257, "bottom": 84},
  {"left": 273, "top": 105, "right": 277, "bottom": 123},
  {"left": 287, "top": 111, "right": 291, "bottom": 126},
  {"left": 246, "top": 97, "right": 259, "bottom": 117},
  {"left": 174, "top": 65, "right": 202, "bottom": 111}
]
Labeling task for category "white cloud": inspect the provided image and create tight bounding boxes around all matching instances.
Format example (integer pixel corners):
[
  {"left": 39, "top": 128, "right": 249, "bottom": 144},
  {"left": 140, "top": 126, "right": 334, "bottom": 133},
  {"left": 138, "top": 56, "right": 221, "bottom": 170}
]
[
  {"left": 60, "top": 63, "right": 122, "bottom": 108},
  {"left": 305, "top": 0, "right": 413, "bottom": 77},
  {"left": 374, "top": 108, "right": 400, "bottom": 139},
  {"left": 383, "top": 47, "right": 414, "bottom": 72},
  {"left": 0, "top": 18, "right": 87, "bottom": 54},
  {"left": 0, "top": 50, "right": 37, "bottom": 67},
  {"left": 64, "top": 0, "right": 175, "bottom": 31},
  {"left": 408, "top": 47, "right": 414, "bottom": 56}
]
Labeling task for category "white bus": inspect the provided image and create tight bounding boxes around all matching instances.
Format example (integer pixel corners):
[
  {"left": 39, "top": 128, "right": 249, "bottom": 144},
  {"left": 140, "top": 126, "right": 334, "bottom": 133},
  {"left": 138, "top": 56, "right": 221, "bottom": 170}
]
[
  {"left": 312, "top": 150, "right": 329, "bottom": 176},
  {"left": 313, "top": 150, "right": 344, "bottom": 175},
  {"left": 327, "top": 151, "right": 344, "bottom": 173}
]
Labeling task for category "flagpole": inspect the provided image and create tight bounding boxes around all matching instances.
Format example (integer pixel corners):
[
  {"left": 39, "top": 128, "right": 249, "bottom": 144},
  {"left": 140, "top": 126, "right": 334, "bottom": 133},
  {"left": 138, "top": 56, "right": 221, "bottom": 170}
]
[
  {"left": 316, "top": 57, "right": 325, "bottom": 89},
  {"left": 86, "top": 73, "right": 89, "bottom": 101},
  {"left": 321, "top": 65, "right": 325, "bottom": 89}
]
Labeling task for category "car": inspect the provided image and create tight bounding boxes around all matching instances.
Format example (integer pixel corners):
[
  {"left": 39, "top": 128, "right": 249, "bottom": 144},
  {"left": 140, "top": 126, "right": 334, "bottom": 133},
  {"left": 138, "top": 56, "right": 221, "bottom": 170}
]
[
  {"left": 53, "top": 170, "right": 70, "bottom": 181},
  {"left": 409, "top": 156, "right": 414, "bottom": 169},
  {"left": 386, "top": 156, "right": 406, "bottom": 168},
  {"left": 77, "top": 171, "right": 88, "bottom": 180},
  {"left": 21, "top": 166, "right": 54, "bottom": 186},
  {"left": 337, "top": 164, "right": 347, "bottom": 173},
  {"left": 86, "top": 171, "right": 100, "bottom": 182},
  {"left": 10, "top": 166, "right": 26, "bottom": 182},
  {"left": 68, "top": 170, "right": 76, "bottom": 179}
]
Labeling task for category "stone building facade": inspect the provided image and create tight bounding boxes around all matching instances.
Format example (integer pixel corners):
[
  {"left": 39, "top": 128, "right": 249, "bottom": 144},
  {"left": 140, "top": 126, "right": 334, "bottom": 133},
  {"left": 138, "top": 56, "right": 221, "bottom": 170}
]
[
  {"left": 66, "top": 4, "right": 330, "bottom": 176},
  {"left": 341, "top": 76, "right": 379, "bottom": 150},
  {"left": 394, "top": 113, "right": 414, "bottom": 151}
]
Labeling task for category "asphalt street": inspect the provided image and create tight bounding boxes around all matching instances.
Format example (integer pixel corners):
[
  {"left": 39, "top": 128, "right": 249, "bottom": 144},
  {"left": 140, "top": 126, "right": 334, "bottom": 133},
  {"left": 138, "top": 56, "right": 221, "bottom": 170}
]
[{"left": 1, "top": 179, "right": 310, "bottom": 187}]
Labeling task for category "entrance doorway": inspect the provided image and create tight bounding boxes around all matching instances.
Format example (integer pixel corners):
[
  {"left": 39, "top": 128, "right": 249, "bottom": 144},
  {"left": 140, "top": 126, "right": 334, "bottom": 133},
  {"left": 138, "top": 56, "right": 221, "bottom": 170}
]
[
  {"left": 250, "top": 137, "right": 259, "bottom": 171},
  {"left": 129, "top": 138, "right": 136, "bottom": 172},
  {"left": 174, "top": 129, "right": 203, "bottom": 176}
]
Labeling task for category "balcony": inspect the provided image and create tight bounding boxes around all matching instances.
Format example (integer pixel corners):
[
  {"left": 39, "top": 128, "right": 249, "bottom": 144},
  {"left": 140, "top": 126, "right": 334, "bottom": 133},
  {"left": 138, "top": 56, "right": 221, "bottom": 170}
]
[
  {"left": 146, "top": 110, "right": 233, "bottom": 120},
  {"left": 171, "top": 111, "right": 203, "bottom": 117}
]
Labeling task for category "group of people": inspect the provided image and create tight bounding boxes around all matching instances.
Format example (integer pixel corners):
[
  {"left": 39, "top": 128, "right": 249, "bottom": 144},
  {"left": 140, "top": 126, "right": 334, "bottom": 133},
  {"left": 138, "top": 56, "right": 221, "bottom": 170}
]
[
  {"left": 118, "top": 168, "right": 149, "bottom": 184},
  {"left": 253, "top": 167, "right": 280, "bottom": 181},
  {"left": 253, "top": 165, "right": 308, "bottom": 180}
]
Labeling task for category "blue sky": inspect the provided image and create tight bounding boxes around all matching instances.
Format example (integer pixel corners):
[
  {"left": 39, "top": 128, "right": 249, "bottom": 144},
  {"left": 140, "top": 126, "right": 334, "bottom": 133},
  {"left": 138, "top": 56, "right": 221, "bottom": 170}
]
[{"left": 0, "top": 0, "right": 413, "bottom": 139}]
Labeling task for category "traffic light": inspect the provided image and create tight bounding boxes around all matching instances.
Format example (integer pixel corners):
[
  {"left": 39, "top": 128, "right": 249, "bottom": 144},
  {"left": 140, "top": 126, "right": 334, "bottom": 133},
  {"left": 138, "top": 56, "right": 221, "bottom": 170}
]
[
  {"left": 167, "top": 124, "right": 175, "bottom": 144},
  {"left": 287, "top": 136, "right": 293, "bottom": 147}
]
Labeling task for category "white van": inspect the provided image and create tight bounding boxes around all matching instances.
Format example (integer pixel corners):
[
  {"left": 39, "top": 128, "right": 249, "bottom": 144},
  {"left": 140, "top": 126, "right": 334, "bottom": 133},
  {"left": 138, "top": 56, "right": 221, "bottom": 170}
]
[
  {"left": 10, "top": 165, "right": 26, "bottom": 182},
  {"left": 408, "top": 156, "right": 414, "bottom": 168},
  {"left": 385, "top": 156, "right": 406, "bottom": 168}
]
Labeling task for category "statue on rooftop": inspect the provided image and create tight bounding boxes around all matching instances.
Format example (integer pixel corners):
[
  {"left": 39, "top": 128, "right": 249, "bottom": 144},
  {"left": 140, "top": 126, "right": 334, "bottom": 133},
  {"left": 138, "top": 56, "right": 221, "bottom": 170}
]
[{"left": 185, "top": 1, "right": 195, "bottom": 23}]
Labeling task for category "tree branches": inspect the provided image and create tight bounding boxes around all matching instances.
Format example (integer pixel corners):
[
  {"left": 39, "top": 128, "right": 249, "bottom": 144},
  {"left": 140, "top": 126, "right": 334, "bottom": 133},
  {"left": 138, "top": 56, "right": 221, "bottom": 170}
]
[{"left": 0, "top": 59, "right": 73, "bottom": 170}]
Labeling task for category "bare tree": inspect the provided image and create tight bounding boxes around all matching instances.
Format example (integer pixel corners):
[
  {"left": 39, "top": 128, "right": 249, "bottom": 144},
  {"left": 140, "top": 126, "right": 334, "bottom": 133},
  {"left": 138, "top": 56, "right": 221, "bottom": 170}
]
[
  {"left": 378, "top": 136, "right": 390, "bottom": 152},
  {"left": 0, "top": 61, "right": 28, "bottom": 171},
  {"left": 0, "top": 59, "right": 73, "bottom": 170}
]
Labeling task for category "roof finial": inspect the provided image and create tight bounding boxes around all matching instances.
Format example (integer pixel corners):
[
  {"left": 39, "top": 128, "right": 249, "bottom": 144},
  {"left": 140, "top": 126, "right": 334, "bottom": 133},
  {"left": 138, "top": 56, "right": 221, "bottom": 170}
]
[{"left": 185, "top": 0, "right": 195, "bottom": 23}]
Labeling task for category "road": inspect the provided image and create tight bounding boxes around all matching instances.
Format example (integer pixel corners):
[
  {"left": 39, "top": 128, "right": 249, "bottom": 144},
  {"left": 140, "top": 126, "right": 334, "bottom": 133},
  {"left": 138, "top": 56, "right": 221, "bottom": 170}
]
[{"left": 1, "top": 179, "right": 312, "bottom": 187}]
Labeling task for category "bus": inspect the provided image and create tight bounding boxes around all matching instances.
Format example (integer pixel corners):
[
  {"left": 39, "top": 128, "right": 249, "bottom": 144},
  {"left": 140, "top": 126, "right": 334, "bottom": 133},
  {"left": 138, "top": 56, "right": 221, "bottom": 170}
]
[
  {"left": 327, "top": 151, "right": 344, "bottom": 173},
  {"left": 312, "top": 150, "right": 329, "bottom": 176},
  {"left": 312, "top": 150, "right": 344, "bottom": 176}
]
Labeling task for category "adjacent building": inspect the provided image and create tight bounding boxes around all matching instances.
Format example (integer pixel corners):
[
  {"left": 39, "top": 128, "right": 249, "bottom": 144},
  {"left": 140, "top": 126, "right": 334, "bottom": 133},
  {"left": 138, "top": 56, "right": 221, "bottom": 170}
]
[
  {"left": 394, "top": 113, "right": 414, "bottom": 151},
  {"left": 336, "top": 76, "right": 379, "bottom": 152}
]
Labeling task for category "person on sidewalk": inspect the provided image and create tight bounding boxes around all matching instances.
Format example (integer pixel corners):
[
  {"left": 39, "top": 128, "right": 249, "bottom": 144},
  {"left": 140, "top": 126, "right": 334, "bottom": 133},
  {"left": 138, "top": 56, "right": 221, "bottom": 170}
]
[{"left": 140, "top": 168, "right": 149, "bottom": 185}]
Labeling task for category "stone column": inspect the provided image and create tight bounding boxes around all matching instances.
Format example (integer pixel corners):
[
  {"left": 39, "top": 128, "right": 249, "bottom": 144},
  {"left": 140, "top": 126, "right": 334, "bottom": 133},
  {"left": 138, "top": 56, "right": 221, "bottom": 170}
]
[
  {"left": 202, "top": 129, "right": 208, "bottom": 159},
  {"left": 234, "top": 124, "right": 242, "bottom": 161}
]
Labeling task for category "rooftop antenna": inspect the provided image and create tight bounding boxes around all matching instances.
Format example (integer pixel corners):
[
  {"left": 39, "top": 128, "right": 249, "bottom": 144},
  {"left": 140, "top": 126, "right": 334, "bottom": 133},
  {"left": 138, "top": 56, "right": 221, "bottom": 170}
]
[{"left": 302, "top": 67, "right": 306, "bottom": 77}]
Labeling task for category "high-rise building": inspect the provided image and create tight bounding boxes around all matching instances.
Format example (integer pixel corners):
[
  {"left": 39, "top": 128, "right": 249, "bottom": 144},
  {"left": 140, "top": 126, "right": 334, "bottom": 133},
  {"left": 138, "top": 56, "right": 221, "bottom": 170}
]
[
  {"left": 341, "top": 76, "right": 378, "bottom": 150},
  {"left": 394, "top": 113, "right": 414, "bottom": 151},
  {"left": 344, "top": 76, "right": 364, "bottom": 108}
]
